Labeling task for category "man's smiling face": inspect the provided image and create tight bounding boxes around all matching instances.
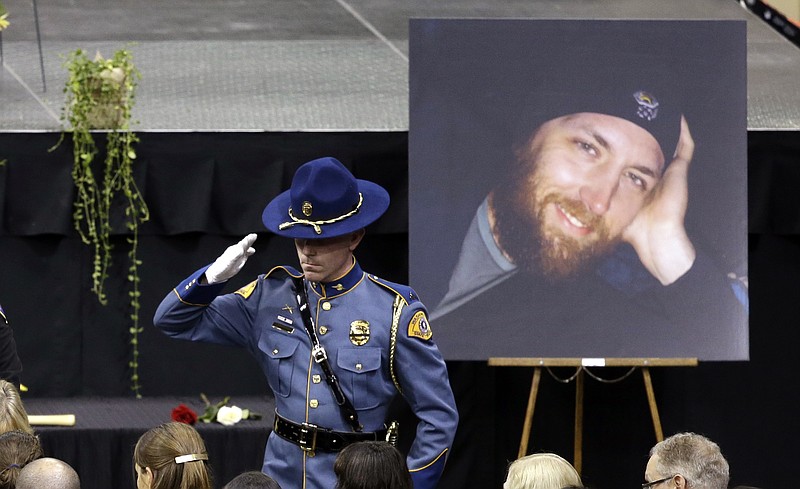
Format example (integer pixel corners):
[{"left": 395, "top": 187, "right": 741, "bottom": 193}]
[{"left": 493, "top": 112, "right": 666, "bottom": 278}]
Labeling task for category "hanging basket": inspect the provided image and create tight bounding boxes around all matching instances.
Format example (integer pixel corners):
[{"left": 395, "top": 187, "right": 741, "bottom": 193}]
[{"left": 83, "top": 69, "right": 128, "bottom": 130}]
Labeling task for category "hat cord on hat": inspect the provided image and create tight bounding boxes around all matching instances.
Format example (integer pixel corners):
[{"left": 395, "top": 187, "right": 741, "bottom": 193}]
[{"left": 279, "top": 193, "right": 364, "bottom": 235}]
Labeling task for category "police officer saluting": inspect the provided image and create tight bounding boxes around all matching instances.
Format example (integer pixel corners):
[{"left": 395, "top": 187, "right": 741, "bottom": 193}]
[{"left": 154, "top": 157, "right": 458, "bottom": 489}]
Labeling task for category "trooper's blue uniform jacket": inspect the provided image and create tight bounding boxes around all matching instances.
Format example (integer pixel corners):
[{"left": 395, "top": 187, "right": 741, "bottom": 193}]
[{"left": 154, "top": 261, "right": 458, "bottom": 489}]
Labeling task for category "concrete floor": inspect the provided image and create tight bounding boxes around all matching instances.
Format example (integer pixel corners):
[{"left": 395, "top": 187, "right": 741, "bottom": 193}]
[{"left": 0, "top": 0, "right": 798, "bottom": 131}]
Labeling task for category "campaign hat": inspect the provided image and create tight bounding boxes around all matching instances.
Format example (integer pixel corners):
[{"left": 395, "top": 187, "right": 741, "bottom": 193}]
[{"left": 262, "top": 157, "right": 390, "bottom": 239}]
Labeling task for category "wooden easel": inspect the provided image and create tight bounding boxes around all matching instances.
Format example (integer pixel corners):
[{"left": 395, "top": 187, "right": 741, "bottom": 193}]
[{"left": 487, "top": 357, "right": 697, "bottom": 473}]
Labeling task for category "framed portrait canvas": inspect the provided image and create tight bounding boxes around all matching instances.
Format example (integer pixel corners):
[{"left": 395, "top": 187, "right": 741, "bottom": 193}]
[{"left": 409, "top": 19, "right": 748, "bottom": 361}]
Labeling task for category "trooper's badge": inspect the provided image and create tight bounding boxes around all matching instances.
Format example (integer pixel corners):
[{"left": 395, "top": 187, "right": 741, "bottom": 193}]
[
  {"left": 407, "top": 311, "right": 432, "bottom": 341},
  {"left": 349, "top": 320, "right": 370, "bottom": 346},
  {"left": 234, "top": 280, "right": 258, "bottom": 299}
]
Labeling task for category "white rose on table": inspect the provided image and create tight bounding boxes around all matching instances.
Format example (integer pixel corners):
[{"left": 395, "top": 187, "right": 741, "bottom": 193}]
[{"left": 216, "top": 405, "right": 244, "bottom": 426}]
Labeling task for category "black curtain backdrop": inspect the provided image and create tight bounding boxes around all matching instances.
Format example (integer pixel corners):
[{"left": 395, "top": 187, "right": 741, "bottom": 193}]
[{"left": 0, "top": 130, "right": 795, "bottom": 488}]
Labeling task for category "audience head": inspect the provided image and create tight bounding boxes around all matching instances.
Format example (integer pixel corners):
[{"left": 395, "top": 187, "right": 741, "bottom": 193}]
[
  {"left": 0, "top": 430, "right": 42, "bottom": 489},
  {"left": 0, "top": 381, "right": 33, "bottom": 435},
  {"left": 334, "top": 441, "right": 412, "bottom": 489},
  {"left": 223, "top": 470, "right": 281, "bottom": 489},
  {"left": 646, "top": 432, "right": 729, "bottom": 489},
  {"left": 15, "top": 457, "right": 80, "bottom": 489},
  {"left": 133, "top": 422, "right": 212, "bottom": 489},
  {"left": 503, "top": 452, "right": 582, "bottom": 489}
]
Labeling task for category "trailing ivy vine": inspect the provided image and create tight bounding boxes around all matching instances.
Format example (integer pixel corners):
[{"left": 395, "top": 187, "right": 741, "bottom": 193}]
[{"left": 54, "top": 48, "right": 149, "bottom": 397}]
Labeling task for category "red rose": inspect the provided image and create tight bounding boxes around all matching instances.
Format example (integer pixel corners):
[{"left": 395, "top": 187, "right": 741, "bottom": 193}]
[{"left": 171, "top": 404, "right": 198, "bottom": 425}]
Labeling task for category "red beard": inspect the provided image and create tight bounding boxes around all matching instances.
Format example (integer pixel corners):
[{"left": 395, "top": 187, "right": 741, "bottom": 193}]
[
  {"left": 534, "top": 193, "right": 616, "bottom": 279},
  {"left": 493, "top": 182, "right": 619, "bottom": 280}
]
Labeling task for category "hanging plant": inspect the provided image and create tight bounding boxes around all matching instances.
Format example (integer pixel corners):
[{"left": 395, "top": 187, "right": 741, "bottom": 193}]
[{"left": 52, "top": 48, "right": 149, "bottom": 397}]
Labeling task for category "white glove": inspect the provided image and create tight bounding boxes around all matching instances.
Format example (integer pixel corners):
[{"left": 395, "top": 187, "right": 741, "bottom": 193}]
[{"left": 205, "top": 234, "right": 257, "bottom": 284}]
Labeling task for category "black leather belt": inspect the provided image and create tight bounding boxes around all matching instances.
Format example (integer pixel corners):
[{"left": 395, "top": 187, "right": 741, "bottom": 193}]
[{"left": 273, "top": 412, "right": 387, "bottom": 452}]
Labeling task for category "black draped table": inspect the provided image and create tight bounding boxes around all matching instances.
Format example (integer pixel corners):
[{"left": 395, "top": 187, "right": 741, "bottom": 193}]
[{"left": 24, "top": 396, "right": 275, "bottom": 489}]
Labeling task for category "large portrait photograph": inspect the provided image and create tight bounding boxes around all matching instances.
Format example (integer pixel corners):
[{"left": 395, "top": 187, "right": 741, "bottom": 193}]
[{"left": 409, "top": 19, "right": 748, "bottom": 361}]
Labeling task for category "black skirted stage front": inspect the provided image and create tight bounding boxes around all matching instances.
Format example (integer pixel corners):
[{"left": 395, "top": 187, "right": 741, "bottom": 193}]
[{"left": 25, "top": 397, "right": 275, "bottom": 489}]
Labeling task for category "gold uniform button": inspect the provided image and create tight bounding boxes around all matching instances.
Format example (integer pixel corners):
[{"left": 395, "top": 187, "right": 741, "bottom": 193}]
[
  {"left": 272, "top": 349, "right": 279, "bottom": 355},
  {"left": 312, "top": 375, "right": 321, "bottom": 384},
  {"left": 322, "top": 302, "right": 331, "bottom": 311},
  {"left": 309, "top": 399, "right": 319, "bottom": 408},
  {"left": 355, "top": 363, "right": 363, "bottom": 371},
  {"left": 319, "top": 326, "right": 328, "bottom": 335}
]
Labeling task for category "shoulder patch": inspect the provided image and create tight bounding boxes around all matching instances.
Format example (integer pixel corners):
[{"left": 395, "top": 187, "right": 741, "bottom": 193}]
[
  {"left": 368, "top": 274, "right": 420, "bottom": 306},
  {"left": 234, "top": 280, "right": 258, "bottom": 299},
  {"left": 408, "top": 310, "right": 432, "bottom": 341}
]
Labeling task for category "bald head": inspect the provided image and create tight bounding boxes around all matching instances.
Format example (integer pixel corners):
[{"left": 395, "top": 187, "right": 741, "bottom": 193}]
[{"left": 16, "top": 457, "right": 80, "bottom": 489}]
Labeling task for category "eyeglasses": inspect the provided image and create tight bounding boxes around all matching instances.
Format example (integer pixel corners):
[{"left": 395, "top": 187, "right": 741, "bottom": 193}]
[{"left": 642, "top": 475, "right": 676, "bottom": 488}]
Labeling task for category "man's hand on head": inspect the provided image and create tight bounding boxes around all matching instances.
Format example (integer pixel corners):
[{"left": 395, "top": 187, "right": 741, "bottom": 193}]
[
  {"left": 622, "top": 116, "right": 696, "bottom": 285},
  {"left": 204, "top": 234, "right": 258, "bottom": 284}
]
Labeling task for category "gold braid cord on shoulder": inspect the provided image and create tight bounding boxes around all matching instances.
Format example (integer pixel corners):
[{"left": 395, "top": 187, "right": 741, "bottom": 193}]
[{"left": 389, "top": 294, "right": 404, "bottom": 394}]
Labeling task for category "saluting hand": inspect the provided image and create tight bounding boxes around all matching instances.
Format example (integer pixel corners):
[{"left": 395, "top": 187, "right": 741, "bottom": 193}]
[
  {"left": 204, "top": 234, "right": 258, "bottom": 284},
  {"left": 622, "top": 116, "right": 696, "bottom": 285}
]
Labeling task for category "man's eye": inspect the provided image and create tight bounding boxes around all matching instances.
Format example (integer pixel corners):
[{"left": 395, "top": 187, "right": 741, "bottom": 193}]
[
  {"left": 577, "top": 140, "right": 598, "bottom": 156},
  {"left": 627, "top": 172, "right": 648, "bottom": 190}
]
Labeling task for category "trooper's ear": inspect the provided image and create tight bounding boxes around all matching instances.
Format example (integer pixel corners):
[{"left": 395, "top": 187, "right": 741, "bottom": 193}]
[{"left": 349, "top": 229, "right": 366, "bottom": 251}]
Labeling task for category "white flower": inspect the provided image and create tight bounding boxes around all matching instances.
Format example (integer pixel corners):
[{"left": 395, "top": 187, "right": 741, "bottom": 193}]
[{"left": 216, "top": 405, "right": 243, "bottom": 426}]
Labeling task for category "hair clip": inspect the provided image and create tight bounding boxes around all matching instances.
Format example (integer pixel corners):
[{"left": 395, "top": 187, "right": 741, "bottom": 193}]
[{"left": 174, "top": 453, "right": 208, "bottom": 464}]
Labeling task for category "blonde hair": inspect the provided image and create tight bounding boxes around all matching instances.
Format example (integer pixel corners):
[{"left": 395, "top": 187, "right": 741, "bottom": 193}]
[
  {"left": 0, "top": 381, "right": 33, "bottom": 435},
  {"left": 504, "top": 452, "right": 583, "bottom": 489},
  {"left": 134, "top": 422, "right": 212, "bottom": 489},
  {"left": 0, "top": 430, "right": 43, "bottom": 489}
]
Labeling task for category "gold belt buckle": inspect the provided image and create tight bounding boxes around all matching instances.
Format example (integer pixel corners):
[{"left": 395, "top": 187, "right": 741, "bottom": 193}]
[{"left": 298, "top": 422, "right": 318, "bottom": 453}]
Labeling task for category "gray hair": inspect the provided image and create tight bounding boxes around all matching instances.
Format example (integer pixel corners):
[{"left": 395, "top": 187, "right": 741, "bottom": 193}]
[{"left": 650, "top": 432, "right": 729, "bottom": 489}]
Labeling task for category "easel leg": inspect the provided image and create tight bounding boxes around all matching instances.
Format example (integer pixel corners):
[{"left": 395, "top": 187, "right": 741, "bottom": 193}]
[
  {"left": 574, "top": 368, "right": 584, "bottom": 474},
  {"left": 518, "top": 367, "right": 541, "bottom": 459},
  {"left": 642, "top": 367, "right": 664, "bottom": 442}
]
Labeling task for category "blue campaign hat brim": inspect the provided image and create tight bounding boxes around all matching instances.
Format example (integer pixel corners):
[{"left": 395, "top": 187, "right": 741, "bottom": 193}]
[{"left": 262, "top": 179, "right": 390, "bottom": 239}]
